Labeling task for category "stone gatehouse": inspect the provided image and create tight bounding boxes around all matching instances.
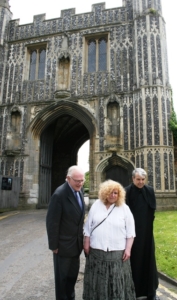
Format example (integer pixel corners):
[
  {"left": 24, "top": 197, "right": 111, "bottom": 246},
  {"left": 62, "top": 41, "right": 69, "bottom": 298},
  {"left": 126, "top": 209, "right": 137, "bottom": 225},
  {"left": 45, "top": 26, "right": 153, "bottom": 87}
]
[{"left": 0, "top": 0, "right": 176, "bottom": 210}]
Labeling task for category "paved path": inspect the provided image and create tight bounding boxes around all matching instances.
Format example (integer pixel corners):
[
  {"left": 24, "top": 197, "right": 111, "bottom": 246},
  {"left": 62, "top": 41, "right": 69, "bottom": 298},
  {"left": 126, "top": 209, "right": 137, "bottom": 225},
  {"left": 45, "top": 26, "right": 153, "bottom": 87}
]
[{"left": 0, "top": 209, "right": 177, "bottom": 300}]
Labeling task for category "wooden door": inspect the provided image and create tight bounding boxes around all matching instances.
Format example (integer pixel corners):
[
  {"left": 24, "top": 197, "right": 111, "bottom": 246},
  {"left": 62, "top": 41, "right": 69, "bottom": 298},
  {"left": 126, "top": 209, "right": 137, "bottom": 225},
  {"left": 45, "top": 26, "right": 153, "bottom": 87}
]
[
  {"left": 105, "top": 165, "right": 129, "bottom": 187},
  {"left": 38, "top": 127, "right": 54, "bottom": 207}
]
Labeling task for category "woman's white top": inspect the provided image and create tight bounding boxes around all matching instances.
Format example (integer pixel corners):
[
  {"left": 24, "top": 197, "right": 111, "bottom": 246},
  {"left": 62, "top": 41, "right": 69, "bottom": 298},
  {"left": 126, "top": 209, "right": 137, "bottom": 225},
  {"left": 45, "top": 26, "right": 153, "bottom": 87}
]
[{"left": 84, "top": 199, "right": 136, "bottom": 251}]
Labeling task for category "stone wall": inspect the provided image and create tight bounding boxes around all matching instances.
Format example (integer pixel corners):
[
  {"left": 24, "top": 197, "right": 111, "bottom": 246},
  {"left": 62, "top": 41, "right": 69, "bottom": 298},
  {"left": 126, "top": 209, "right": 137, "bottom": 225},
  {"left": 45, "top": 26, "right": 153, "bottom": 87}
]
[{"left": 0, "top": 0, "right": 176, "bottom": 209}]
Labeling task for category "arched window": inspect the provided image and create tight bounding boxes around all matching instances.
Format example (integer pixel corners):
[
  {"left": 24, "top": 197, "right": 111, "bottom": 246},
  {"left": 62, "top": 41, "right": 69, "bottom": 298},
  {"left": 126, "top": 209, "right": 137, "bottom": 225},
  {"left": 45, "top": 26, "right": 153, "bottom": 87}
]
[
  {"left": 88, "top": 39, "right": 96, "bottom": 72},
  {"left": 86, "top": 36, "right": 107, "bottom": 72},
  {"left": 38, "top": 49, "right": 46, "bottom": 79},
  {"left": 99, "top": 38, "right": 107, "bottom": 71},
  {"left": 28, "top": 46, "right": 46, "bottom": 80},
  {"left": 29, "top": 50, "right": 37, "bottom": 80}
]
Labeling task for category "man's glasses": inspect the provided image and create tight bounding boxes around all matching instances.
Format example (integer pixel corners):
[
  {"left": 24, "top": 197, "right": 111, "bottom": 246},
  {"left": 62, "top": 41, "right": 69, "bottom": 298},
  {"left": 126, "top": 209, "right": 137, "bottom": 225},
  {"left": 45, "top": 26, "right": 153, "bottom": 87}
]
[{"left": 70, "top": 176, "right": 85, "bottom": 184}]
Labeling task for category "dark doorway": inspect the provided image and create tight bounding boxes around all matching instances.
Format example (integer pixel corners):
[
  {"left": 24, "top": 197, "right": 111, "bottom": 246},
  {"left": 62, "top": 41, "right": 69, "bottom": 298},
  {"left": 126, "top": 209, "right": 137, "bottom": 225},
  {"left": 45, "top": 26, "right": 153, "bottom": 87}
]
[
  {"left": 102, "top": 153, "right": 134, "bottom": 188},
  {"left": 38, "top": 114, "right": 89, "bottom": 207},
  {"left": 105, "top": 165, "right": 129, "bottom": 187}
]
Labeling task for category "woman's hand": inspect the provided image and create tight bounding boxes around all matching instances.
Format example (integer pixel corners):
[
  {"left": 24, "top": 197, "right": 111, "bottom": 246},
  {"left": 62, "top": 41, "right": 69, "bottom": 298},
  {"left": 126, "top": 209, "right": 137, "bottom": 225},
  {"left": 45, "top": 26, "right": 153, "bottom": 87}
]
[
  {"left": 123, "top": 237, "right": 134, "bottom": 261},
  {"left": 83, "top": 236, "right": 90, "bottom": 255},
  {"left": 122, "top": 249, "right": 131, "bottom": 261}
]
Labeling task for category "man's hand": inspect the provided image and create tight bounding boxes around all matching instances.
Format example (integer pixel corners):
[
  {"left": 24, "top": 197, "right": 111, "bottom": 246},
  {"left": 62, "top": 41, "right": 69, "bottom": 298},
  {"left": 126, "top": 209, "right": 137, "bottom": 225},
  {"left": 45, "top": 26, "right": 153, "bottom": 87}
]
[{"left": 53, "top": 249, "right": 58, "bottom": 254}]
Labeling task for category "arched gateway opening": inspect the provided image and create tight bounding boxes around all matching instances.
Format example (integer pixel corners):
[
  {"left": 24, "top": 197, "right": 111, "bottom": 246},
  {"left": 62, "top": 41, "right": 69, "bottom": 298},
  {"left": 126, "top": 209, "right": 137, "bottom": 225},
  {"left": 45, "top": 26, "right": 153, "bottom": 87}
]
[
  {"left": 104, "top": 153, "right": 134, "bottom": 187},
  {"left": 31, "top": 101, "right": 96, "bottom": 208},
  {"left": 96, "top": 152, "right": 134, "bottom": 194}
]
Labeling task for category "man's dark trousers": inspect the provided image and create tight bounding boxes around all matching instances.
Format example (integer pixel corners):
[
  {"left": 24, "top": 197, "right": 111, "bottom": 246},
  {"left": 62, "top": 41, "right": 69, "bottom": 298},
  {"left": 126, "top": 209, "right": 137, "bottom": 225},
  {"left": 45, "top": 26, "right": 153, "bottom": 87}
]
[{"left": 53, "top": 254, "right": 80, "bottom": 300}]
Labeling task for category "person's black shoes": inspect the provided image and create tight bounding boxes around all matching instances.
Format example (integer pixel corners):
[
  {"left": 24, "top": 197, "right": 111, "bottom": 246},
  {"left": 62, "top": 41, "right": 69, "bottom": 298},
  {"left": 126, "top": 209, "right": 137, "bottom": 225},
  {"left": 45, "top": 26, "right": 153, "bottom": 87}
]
[{"left": 147, "top": 296, "right": 160, "bottom": 300}]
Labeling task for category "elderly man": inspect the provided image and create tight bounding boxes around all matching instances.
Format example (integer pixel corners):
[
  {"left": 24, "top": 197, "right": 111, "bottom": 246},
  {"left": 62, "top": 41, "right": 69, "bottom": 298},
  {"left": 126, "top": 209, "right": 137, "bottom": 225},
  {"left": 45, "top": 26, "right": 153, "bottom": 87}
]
[
  {"left": 125, "top": 168, "right": 159, "bottom": 300},
  {"left": 46, "top": 165, "right": 85, "bottom": 300}
]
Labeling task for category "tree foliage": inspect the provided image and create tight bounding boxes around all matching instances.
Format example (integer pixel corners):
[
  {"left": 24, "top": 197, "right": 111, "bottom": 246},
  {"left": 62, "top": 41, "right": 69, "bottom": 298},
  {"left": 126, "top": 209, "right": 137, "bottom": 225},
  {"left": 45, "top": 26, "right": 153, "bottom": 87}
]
[
  {"left": 169, "top": 100, "right": 177, "bottom": 142},
  {"left": 84, "top": 171, "right": 89, "bottom": 193}
]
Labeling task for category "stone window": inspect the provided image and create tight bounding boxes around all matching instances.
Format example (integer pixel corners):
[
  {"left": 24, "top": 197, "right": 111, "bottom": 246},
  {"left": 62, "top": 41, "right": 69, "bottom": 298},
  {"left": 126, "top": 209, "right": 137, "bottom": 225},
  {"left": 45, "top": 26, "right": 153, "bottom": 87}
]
[
  {"left": 86, "top": 36, "right": 108, "bottom": 72},
  {"left": 27, "top": 44, "right": 47, "bottom": 80}
]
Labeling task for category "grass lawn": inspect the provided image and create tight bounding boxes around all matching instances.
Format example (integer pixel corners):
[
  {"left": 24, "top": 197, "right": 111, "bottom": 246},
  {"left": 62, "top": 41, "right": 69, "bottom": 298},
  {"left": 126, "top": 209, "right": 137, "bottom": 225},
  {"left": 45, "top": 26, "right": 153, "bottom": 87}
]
[{"left": 154, "top": 210, "right": 177, "bottom": 280}]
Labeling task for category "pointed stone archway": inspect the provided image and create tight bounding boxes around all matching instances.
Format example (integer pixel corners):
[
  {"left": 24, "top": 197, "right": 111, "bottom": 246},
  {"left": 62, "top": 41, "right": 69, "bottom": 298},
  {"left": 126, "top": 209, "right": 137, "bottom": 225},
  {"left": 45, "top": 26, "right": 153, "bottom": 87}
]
[
  {"left": 96, "top": 152, "right": 135, "bottom": 189},
  {"left": 30, "top": 100, "right": 97, "bottom": 208}
]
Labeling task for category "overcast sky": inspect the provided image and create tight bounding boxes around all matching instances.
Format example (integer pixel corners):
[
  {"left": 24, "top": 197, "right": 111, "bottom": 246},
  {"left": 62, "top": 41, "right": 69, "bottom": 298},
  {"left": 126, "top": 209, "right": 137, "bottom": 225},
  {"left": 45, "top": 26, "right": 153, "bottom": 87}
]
[{"left": 10, "top": 0, "right": 177, "bottom": 172}]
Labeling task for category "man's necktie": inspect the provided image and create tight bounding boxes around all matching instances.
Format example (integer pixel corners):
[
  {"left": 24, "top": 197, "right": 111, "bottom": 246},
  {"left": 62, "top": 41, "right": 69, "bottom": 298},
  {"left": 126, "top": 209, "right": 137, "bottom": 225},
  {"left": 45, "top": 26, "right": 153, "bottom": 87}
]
[{"left": 74, "top": 191, "right": 82, "bottom": 209}]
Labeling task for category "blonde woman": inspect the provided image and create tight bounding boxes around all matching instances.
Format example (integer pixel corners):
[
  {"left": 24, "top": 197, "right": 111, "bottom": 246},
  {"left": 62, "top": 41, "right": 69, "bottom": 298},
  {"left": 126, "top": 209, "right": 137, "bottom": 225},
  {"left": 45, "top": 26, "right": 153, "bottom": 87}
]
[{"left": 83, "top": 180, "right": 136, "bottom": 300}]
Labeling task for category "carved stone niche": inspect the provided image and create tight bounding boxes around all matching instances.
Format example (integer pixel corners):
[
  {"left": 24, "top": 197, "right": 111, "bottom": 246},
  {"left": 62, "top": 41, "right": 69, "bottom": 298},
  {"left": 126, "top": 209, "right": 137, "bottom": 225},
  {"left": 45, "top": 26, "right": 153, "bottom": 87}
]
[
  {"left": 6, "top": 108, "right": 22, "bottom": 155},
  {"left": 54, "top": 53, "right": 71, "bottom": 100},
  {"left": 107, "top": 101, "right": 120, "bottom": 136},
  {"left": 58, "top": 53, "right": 70, "bottom": 89}
]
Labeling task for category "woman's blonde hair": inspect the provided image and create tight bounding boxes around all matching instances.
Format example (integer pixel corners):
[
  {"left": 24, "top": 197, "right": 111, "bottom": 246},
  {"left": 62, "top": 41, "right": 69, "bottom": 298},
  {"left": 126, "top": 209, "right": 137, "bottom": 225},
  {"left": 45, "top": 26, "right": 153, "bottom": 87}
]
[{"left": 98, "top": 179, "right": 125, "bottom": 206}]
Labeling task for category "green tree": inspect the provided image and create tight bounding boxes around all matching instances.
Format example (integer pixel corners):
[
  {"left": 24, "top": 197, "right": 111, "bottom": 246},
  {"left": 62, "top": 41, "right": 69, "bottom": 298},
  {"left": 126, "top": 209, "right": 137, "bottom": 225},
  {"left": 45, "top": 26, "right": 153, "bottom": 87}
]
[
  {"left": 84, "top": 171, "right": 89, "bottom": 193},
  {"left": 169, "top": 101, "right": 177, "bottom": 142}
]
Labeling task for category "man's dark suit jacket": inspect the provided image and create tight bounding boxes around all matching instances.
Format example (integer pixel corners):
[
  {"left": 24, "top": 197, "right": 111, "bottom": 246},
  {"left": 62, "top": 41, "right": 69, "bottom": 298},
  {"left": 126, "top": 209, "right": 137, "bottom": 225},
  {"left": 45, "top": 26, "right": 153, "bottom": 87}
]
[{"left": 46, "top": 182, "right": 85, "bottom": 257}]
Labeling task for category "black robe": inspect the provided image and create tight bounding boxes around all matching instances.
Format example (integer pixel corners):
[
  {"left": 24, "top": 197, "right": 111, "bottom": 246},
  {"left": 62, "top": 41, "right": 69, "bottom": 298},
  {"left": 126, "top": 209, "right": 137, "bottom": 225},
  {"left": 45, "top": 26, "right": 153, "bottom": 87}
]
[{"left": 125, "top": 184, "right": 159, "bottom": 298}]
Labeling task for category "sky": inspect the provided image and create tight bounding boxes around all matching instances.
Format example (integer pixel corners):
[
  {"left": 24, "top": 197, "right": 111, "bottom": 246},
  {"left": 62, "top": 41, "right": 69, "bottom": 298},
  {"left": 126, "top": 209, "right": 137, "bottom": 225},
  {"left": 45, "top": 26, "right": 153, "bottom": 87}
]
[{"left": 10, "top": 0, "right": 177, "bottom": 172}]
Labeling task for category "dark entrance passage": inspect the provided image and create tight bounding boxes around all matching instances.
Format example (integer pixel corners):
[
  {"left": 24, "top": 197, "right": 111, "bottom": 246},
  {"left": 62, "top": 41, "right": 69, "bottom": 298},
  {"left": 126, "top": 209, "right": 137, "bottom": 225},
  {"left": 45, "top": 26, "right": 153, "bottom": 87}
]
[
  {"left": 38, "top": 114, "right": 89, "bottom": 208},
  {"left": 51, "top": 115, "right": 89, "bottom": 194},
  {"left": 103, "top": 152, "right": 134, "bottom": 188}
]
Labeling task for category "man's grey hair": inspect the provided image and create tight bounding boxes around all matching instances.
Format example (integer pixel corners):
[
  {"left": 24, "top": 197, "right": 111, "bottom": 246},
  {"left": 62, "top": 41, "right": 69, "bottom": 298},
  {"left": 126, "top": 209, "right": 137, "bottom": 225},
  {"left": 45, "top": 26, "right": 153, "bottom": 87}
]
[
  {"left": 66, "top": 165, "right": 84, "bottom": 177},
  {"left": 132, "top": 168, "right": 147, "bottom": 178}
]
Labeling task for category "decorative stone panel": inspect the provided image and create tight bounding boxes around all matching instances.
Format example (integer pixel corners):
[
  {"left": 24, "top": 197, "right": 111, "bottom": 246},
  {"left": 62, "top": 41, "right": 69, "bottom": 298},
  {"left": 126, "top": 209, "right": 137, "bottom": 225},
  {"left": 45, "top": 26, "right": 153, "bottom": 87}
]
[
  {"left": 147, "top": 151, "right": 153, "bottom": 186},
  {"left": 155, "top": 151, "right": 161, "bottom": 189}
]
